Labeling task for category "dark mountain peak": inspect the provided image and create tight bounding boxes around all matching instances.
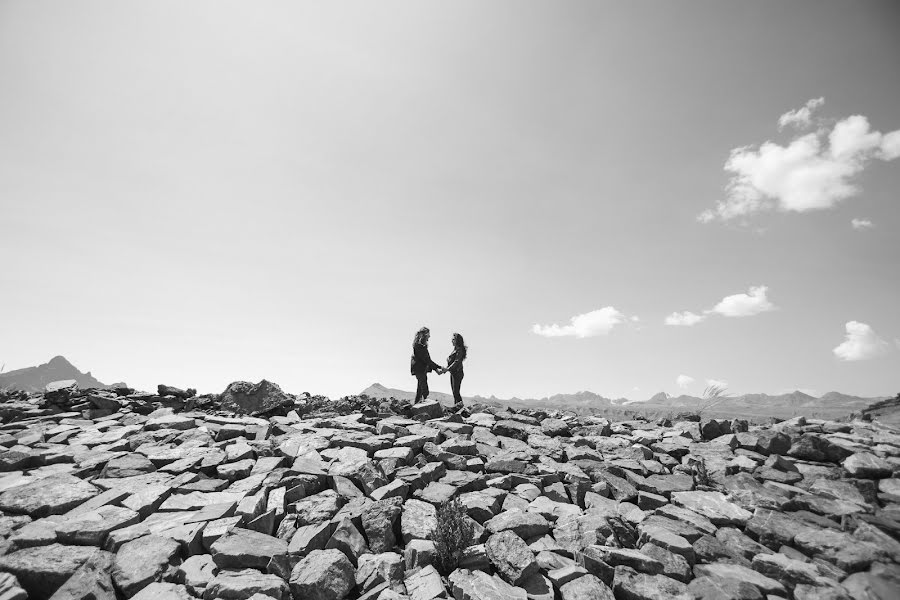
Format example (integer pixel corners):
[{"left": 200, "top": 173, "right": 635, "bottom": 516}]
[
  {"left": 0, "top": 356, "right": 108, "bottom": 393},
  {"left": 47, "top": 355, "right": 74, "bottom": 368}
]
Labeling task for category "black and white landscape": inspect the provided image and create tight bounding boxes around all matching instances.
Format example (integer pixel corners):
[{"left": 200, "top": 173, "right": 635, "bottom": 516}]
[{"left": 2, "top": 2, "right": 899, "bottom": 600}]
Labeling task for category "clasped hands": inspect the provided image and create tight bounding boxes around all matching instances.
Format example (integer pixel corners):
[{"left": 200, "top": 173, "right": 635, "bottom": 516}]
[{"left": 435, "top": 367, "right": 448, "bottom": 375}]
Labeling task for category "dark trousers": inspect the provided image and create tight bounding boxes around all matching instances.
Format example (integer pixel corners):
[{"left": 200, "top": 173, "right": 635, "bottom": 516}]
[
  {"left": 450, "top": 371, "right": 464, "bottom": 405},
  {"left": 415, "top": 373, "right": 429, "bottom": 402}
]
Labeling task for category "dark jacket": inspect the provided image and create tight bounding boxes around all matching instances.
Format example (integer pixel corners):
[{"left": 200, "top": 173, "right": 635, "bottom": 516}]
[
  {"left": 411, "top": 342, "right": 441, "bottom": 376},
  {"left": 446, "top": 347, "right": 466, "bottom": 374}
]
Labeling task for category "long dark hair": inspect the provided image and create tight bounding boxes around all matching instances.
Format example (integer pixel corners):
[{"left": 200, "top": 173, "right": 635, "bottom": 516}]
[
  {"left": 452, "top": 333, "right": 467, "bottom": 357},
  {"left": 414, "top": 327, "right": 430, "bottom": 346}
]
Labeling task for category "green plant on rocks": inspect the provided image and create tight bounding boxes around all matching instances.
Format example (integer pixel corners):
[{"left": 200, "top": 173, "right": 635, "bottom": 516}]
[{"left": 433, "top": 498, "right": 474, "bottom": 576}]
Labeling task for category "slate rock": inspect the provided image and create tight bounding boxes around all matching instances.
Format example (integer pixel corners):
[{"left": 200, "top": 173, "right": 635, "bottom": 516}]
[
  {"left": 693, "top": 563, "right": 786, "bottom": 596},
  {"left": 486, "top": 530, "right": 539, "bottom": 586},
  {"left": 220, "top": 380, "right": 293, "bottom": 415},
  {"left": 111, "top": 534, "right": 182, "bottom": 597},
  {"left": 289, "top": 549, "right": 354, "bottom": 600},
  {"left": 485, "top": 510, "right": 550, "bottom": 539},
  {"left": 686, "top": 576, "right": 764, "bottom": 600},
  {"left": 559, "top": 573, "right": 614, "bottom": 600},
  {"left": 0, "top": 543, "right": 103, "bottom": 600},
  {"left": 612, "top": 565, "right": 692, "bottom": 600},
  {"left": 210, "top": 527, "right": 288, "bottom": 570},
  {"left": 670, "top": 491, "right": 751, "bottom": 526},
  {"left": 843, "top": 452, "right": 893, "bottom": 479},
  {"left": 202, "top": 569, "right": 290, "bottom": 600},
  {"left": 449, "top": 568, "right": 527, "bottom": 600},
  {"left": 175, "top": 554, "right": 218, "bottom": 597},
  {"left": 55, "top": 505, "right": 140, "bottom": 545},
  {"left": 404, "top": 564, "right": 445, "bottom": 600},
  {"left": 0, "top": 474, "right": 98, "bottom": 517},
  {"left": 361, "top": 498, "right": 403, "bottom": 553}
]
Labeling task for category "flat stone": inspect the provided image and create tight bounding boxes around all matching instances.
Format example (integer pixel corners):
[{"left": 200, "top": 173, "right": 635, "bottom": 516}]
[
  {"left": 361, "top": 498, "right": 402, "bottom": 553},
  {"left": 693, "top": 563, "right": 786, "bottom": 596},
  {"left": 560, "top": 574, "right": 614, "bottom": 600},
  {"left": 401, "top": 499, "right": 437, "bottom": 543},
  {"left": 55, "top": 505, "right": 140, "bottom": 545},
  {"left": 486, "top": 530, "right": 538, "bottom": 586},
  {"left": 485, "top": 510, "right": 550, "bottom": 539},
  {"left": 750, "top": 552, "right": 820, "bottom": 587},
  {"left": 175, "top": 554, "right": 218, "bottom": 596},
  {"left": 111, "top": 535, "right": 181, "bottom": 597},
  {"left": 0, "top": 544, "right": 104, "bottom": 600},
  {"left": 203, "top": 569, "right": 290, "bottom": 600},
  {"left": 210, "top": 527, "right": 288, "bottom": 570},
  {"left": 130, "top": 582, "right": 192, "bottom": 600},
  {"left": 843, "top": 452, "right": 893, "bottom": 479},
  {"left": 100, "top": 453, "right": 156, "bottom": 478},
  {"left": 289, "top": 549, "right": 354, "bottom": 600},
  {"left": 404, "top": 564, "right": 445, "bottom": 600},
  {"left": 687, "top": 576, "right": 764, "bottom": 600},
  {"left": 0, "top": 474, "right": 98, "bottom": 517},
  {"left": 670, "top": 491, "right": 751, "bottom": 526},
  {"left": 449, "top": 568, "right": 527, "bottom": 600},
  {"left": 583, "top": 545, "right": 662, "bottom": 575},
  {"left": 612, "top": 565, "right": 691, "bottom": 600}
]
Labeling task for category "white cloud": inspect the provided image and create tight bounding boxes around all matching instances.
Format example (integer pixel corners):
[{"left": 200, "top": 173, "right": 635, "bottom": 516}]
[
  {"left": 833, "top": 321, "right": 891, "bottom": 361},
  {"left": 665, "top": 311, "right": 706, "bottom": 326},
  {"left": 676, "top": 374, "right": 694, "bottom": 389},
  {"left": 706, "top": 378, "right": 728, "bottom": 388},
  {"left": 532, "top": 306, "right": 632, "bottom": 338},
  {"left": 700, "top": 100, "right": 900, "bottom": 223},
  {"left": 851, "top": 218, "right": 874, "bottom": 230},
  {"left": 709, "top": 285, "right": 775, "bottom": 317},
  {"left": 778, "top": 97, "right": 824, "bottom": 130}
]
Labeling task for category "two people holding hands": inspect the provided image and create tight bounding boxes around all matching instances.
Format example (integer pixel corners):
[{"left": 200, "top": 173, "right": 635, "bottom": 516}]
[{"left": 410, "top": 327, "right": 467, "bottom": 406}]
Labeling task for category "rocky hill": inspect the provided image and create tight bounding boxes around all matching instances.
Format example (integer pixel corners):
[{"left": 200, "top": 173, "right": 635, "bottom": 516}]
[
  {"left": 0, "top": 356, "right": 110, "bottom": 393},
  {"left": 362, "top": 383, "right": 888, "bottom": 422},
  {"left": 0, "top": 380, "right": 898, "bottom": 599}
]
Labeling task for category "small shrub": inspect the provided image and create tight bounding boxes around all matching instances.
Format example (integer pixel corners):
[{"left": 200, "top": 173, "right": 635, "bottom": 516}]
[
  {"left": 690, "top": 456, "right": 719, "bottom": 491},
  {"left": 433, "top": 498, "right": 474, "bottom": 575}
]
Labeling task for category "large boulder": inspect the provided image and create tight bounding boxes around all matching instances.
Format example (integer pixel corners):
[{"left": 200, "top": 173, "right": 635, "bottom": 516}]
[
  {"left": 449, "top": 569, "right": 527, "bottom": 600},
  {"left": 111, "top": 535, "right": 181, "bottom": 597},
  {"left": 0, "top": 544, "right": 105, "bottom": 600},
  {"left": 210, "top": 528, "right": 289, "bottom": 570},
  {"left": 289, "top": 549, "right": 354, "bottom": 600},
  {"left": 0, "top": 474, "right": 98, "bottom": 517},
  {"left": 486, "top": 531, "right": 538, "bottom": 586},
  {"left": 219, "top": 380, "right": 294, "bottom": 415}
]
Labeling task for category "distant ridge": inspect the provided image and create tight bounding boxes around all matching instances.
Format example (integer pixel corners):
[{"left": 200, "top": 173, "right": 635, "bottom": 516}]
[
  {"left": 0, "top": 356, "right": 109, "bottom": 393},
  {"left": 361, "top": 383, "right": 888, "bottom": 420}
]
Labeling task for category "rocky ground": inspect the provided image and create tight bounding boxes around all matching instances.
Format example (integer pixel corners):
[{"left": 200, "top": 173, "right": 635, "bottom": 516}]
[{"left": 0, "top": 381, "right": 898, "bottom": 600}]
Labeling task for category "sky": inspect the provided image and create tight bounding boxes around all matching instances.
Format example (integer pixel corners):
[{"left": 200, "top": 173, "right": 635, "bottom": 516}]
[{"left": 1, "top": 1, "right": 899, "bottom": 400}]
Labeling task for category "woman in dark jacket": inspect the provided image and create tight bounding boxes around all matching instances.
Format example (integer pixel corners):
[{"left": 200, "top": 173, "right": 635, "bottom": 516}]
[
  {"left": 446, "top": 332, "right": 467, "bottom": 407},
  {"left": 411, "top": 327, "right": 442, "bottom": 403}
]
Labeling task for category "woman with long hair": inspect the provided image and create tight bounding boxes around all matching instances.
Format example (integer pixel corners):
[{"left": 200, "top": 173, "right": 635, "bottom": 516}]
[
  {"left": 410, "top": 327, "right": 442, "bottom": 403},
  {"left": 446, "top": 332, "right": 467, "bottom": 407}
]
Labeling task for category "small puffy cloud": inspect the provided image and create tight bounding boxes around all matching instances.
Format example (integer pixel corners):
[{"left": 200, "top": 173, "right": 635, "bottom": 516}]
[
  {"left": 778, "top": 97, "right": 824, "bottom": 130},
  {"left": 532, "top": 306, "right": 632, "bottom": 338},
  {"left": 851, "top": 218, "right": 874, "bottom": 230},
  {"left": 706, "top": 378, "right": 728, "bottom": 388},
  {"left": 700, "top": 100, "right": 900, "bottom": 223},
  {"left": 676, "top": 374, "right": 695, "bottom": 389},
  {"left": 710, "top": 286, "right": 775, "bottom": 317},
  {"left": 833, "top": 321, "right": 890, "bottom": 361},
  {"left": 665, "top": 311, "right": 706, "bottom": 326}
]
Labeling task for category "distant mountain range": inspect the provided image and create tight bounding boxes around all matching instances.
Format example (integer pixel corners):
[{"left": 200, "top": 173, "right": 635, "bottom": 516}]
[
  {"left": 0, "top": 356, "right": 889, "bottom": 422},
  {"left": 360, "top": 383, "right": 889, "bottom": 421},
  {"left": 0, "top": 356, "right": 111, "bottom": 393}
]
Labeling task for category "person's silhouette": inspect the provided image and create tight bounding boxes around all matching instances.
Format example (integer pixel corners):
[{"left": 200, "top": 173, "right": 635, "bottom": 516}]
[
  {"left": 446, "top": 333, "right": 467, "bottom": 407},
  {"left": 410, "top": 327, "right": 442, "bottom": 403}
]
